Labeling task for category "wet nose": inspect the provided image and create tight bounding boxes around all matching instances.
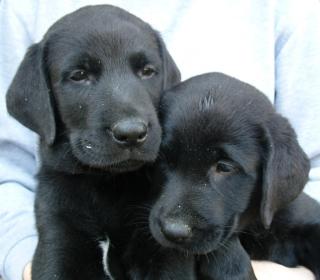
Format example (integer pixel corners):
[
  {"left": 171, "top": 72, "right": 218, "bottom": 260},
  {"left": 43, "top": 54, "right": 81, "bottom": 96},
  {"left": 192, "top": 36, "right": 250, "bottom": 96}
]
[
  {"left": 160, "top": 219, "right": 192, "bottom": 243},
  {"left": 111, "top": 119, "right": 148, "bottom": 146}
]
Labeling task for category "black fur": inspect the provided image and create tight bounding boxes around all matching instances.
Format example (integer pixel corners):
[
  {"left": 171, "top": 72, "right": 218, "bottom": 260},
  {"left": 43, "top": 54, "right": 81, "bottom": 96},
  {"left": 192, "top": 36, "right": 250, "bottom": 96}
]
[
  {"left": 6, "top": 5, "right": 184, "bottom": 280},
  {"left": 149, "top": 73, "right": 319, "bottom": 279}
]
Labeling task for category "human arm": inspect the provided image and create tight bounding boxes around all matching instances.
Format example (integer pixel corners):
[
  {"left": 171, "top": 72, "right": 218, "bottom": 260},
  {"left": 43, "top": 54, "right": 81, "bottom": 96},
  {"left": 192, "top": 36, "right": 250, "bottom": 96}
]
[
  {"left": 274, "top": 0, "right": 320, "bottom": 202},
  {"left": 251, "top": 1, "right": 320, "bottom": 279},
  {"left": 0, "top": 1, "right": 39, "bottom": 279}
]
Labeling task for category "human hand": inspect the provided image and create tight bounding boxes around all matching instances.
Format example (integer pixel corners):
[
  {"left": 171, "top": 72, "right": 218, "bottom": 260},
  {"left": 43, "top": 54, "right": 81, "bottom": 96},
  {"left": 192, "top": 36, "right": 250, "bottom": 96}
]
[
  {"left": 23, "top": 262, "right": 32, "bottom": 280},
  {"left": 252, "top": 261, "right": 315, "bottom": 280}
]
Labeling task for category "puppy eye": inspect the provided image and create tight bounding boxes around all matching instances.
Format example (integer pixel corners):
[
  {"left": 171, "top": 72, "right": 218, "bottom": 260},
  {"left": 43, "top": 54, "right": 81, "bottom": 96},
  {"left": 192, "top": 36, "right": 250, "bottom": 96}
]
[
  {"left": 69, "top": 70, "right": 89, "bottom": 82},
  {"left": 137, "top": 64, "right": 157, "bottom": 79},
  {"left": 215, "top": 161, "right": 237, "bottom": 173}
]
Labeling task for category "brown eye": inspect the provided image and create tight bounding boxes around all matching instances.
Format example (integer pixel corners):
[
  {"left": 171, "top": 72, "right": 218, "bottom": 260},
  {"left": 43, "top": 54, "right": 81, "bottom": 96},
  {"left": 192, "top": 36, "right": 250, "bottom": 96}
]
[
  {"left": 216, "top": 161, "right": 237, "bottom": 173},
  {"left": 138, "top": 64, "right": 156, "bottom": 79},
  {"left": 69, "top": 70, "right": 89, "bottom": 82}
]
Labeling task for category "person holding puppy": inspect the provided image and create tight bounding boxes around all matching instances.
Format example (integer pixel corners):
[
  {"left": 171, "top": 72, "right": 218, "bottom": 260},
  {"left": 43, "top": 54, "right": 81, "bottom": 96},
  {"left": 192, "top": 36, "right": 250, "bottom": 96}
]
[{"left": 0, "top": 0, "right": 319, "bottom": 279}]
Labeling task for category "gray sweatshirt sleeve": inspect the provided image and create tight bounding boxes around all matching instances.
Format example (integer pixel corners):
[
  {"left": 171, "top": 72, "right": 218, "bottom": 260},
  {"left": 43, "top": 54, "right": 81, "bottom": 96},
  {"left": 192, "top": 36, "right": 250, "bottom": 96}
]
[
  {"left": 274, "top": 0, "right": 320, "bottom": 201},
  {"left": 0, "top": 2, "right": 38, "bottom": 279},
  {"left": 0, "top": 0, "right": 319, "bottom": 279}
]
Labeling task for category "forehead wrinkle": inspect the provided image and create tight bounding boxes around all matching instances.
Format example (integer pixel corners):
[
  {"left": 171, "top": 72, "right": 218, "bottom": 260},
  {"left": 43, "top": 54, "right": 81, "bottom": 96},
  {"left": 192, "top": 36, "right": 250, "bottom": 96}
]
[
  {"left": 81, "top": 33, "right": 159, "bottom": 68},
  {"left": 81, "top": 31, "right": 133, "bottom": 59},
  {"left": 221, "top": 143, "right": 259, "bottom": 173},
  {"left": 48, "top": 26, "right": 152, "bottom": 61}
]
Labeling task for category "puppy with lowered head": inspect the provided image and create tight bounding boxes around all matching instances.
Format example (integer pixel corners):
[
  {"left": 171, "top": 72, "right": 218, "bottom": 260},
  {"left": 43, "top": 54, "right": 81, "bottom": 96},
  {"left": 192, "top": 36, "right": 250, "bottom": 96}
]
[
  {"left": 6, "top": 5, "right": 187, "bottom": 280},
  {"left": 150, "top": 73, "right": 320, "bottom": 279}
]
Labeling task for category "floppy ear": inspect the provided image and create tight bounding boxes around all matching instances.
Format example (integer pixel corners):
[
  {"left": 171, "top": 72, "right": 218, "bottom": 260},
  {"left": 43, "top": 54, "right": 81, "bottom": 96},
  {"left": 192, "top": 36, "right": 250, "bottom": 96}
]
[
  {"left": 260, "top": 114, "right": 310, "bottom": 228},
  {"left": 6, "top": 43, "right": 56, "bottom": 145},
  {"left": 155, "top": 33, "right": 181, "bottom": 90}
]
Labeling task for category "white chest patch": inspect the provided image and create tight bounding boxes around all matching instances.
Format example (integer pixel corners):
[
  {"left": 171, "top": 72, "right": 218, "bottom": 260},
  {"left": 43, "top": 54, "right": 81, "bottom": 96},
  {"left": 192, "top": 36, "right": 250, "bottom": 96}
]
[{"left": 99, "top": 237, "right": 115, "bottom": 280}]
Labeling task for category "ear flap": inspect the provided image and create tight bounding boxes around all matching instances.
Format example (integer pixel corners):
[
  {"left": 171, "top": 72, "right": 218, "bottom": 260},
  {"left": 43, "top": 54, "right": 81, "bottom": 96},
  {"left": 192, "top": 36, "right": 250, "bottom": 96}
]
[
  {"left": 155, "top": 33, "right": 181, "bottom": 90},
  {"left": 6, "top": 43, "right": 56, "bottom": 145},
  {"left": 260, "top": 114, "right": 310, "bottom": 228}
]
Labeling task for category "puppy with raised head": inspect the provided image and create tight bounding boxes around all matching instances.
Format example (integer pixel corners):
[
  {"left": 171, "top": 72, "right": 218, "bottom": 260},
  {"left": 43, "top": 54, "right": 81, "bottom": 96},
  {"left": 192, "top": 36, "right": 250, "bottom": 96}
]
[
  {"left": 150, "top": 73, "right": 320, "bottom": 279},
  {"left": 6, "top": 5, "right": 191, "bottom": 280}
]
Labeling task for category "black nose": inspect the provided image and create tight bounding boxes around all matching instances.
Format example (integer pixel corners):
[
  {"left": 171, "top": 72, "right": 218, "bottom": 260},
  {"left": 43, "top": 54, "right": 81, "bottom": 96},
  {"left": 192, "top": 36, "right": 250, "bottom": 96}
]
[
  {"left": 111, "top": 119, "right": 148, "bottom": 146},
  {"left": 160, "top": 219, "right": 192, "bottom": 243}
]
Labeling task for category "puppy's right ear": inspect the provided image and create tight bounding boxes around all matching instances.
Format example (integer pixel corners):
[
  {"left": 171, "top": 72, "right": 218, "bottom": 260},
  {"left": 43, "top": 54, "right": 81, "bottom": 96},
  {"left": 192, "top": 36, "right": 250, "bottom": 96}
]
[{"left": 6, "top": 43, "right": 56, "bottom": 145}]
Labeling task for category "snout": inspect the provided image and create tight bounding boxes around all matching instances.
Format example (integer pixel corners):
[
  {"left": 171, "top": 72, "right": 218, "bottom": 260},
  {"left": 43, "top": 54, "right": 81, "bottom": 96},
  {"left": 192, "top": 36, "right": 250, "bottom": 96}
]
[
  {"left": 152, "top": 214, "right": 227, "bottom": 254},
  {"left": 149, "top": 202, "right": 236, "bottom": 254},
  {"left": 111, "top": 119, "right": 148, "bottom": 147},
  {"left": 69, "top": 99, "right": 162, "bottom": 172}
]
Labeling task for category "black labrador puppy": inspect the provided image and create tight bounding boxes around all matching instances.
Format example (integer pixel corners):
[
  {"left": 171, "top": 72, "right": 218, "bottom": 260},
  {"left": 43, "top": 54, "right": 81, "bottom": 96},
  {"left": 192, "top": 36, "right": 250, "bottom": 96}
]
[
  {"left": 149, "top": 73, "right": 320, "bottom": 279},
  {"left": 6, "top": 5, "right": 188, "bottom": 280}
]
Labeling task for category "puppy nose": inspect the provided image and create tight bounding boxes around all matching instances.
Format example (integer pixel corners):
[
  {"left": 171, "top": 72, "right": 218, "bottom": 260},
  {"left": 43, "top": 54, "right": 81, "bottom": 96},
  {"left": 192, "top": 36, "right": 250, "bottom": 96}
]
[
  {"left": 160, "top": 219, "right": 192, "bottom": 243},
  {"left": 111, "top": 119, "right": 148, "bottom": 146}
]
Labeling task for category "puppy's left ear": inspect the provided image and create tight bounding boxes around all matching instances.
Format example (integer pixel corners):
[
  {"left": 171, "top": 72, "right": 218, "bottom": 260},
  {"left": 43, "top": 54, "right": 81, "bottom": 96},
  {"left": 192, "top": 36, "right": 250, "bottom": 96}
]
[
  {"left": 155, "top": 33, "right": 181, "bottom": 89},
  {"left": 260, "top": 114, "right": 310, "bottom": 228}
]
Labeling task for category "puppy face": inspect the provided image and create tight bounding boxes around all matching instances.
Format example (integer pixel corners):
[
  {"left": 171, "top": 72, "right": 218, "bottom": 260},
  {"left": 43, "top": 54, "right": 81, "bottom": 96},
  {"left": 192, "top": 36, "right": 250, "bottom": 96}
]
[
  {"left": 6, "top": 5, "right": 180, "bottom": 173},
  {"left": 149, "top": 73, "right": 309, "bottom": 254}
]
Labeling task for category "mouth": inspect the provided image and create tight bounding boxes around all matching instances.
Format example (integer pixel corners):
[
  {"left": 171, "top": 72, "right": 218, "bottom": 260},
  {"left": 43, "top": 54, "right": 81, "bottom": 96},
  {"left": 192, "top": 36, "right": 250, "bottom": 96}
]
[
  {"left": 159, "top": 231, "right": 225, "bottom": 255},
  {"left": 78, "top": 158, "right": 148, "bottom": 173},
  {"left": 70, "top": 136, "right": 158, "bottom": 172},
  {"left": 105, "top": 159, "right": 146, "bottom": 173}
]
